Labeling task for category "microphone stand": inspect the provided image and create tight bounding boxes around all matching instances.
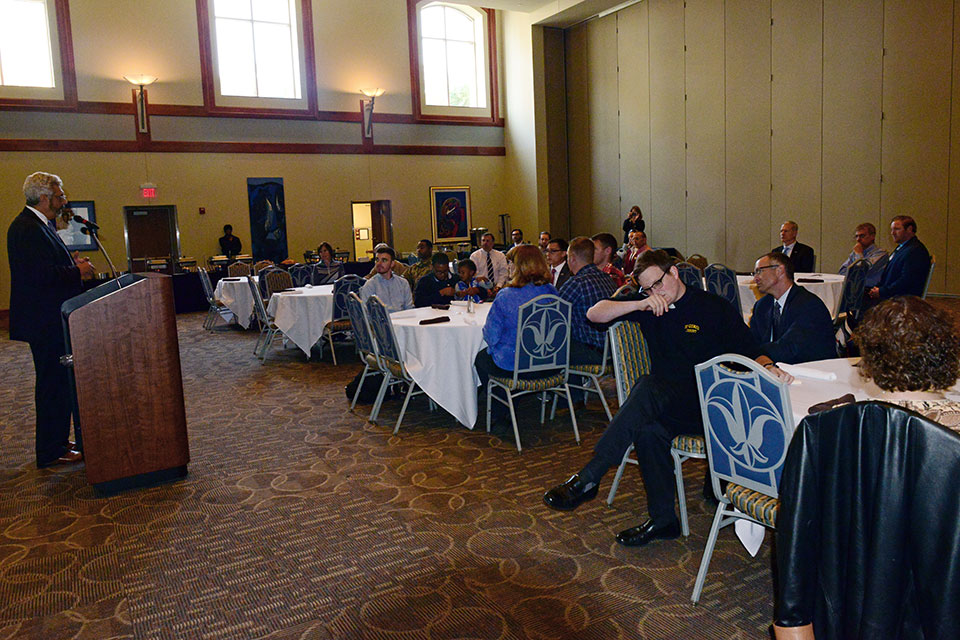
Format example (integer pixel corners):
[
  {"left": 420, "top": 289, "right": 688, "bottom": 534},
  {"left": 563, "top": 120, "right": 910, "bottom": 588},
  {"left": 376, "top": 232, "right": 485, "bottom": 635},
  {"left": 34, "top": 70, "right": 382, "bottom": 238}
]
[{"left": 81, "top": 226, "right": 123, "bottom": 289}]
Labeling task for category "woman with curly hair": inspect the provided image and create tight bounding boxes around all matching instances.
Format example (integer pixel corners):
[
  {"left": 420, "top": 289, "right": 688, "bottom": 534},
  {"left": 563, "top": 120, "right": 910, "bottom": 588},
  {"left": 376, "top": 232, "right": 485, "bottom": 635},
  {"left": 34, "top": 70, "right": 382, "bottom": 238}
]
[{"left": 853, "top": 295, "right": 960, "bottom": 428}]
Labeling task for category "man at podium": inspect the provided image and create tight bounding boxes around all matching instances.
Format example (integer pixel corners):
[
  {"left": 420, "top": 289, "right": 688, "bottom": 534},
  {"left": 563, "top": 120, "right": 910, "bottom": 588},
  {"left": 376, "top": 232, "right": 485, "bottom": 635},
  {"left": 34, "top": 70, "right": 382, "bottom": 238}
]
[{"left": 7, "top": 172, "right": 95, "bottom": 467}]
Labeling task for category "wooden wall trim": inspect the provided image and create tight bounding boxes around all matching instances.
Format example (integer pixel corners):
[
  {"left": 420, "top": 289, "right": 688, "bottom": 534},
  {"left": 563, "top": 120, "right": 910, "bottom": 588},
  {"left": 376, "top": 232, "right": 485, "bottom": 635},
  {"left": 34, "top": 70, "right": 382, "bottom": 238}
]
[{"left": 0, "top": 138, "right": 505, "bottom": 156}]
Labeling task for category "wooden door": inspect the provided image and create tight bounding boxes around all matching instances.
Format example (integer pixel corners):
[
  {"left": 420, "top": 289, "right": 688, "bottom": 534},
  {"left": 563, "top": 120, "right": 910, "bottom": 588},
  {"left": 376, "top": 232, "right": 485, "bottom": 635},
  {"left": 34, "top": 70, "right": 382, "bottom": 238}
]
[{"left": 124, "top": 205, "right": 180, "bottom": 274}]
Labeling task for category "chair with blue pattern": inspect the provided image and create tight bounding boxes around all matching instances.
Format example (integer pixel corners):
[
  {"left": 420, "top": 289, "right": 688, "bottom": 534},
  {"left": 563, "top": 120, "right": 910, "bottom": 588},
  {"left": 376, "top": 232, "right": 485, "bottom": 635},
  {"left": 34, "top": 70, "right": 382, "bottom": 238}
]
[
  {"left": 691, "top": 353, "right": 795, "bottom": 603},
  {"left": 289, "top": 263, "right": 312, "bottom": 287},
  {"left": 486, "top": 294, "right": 578, "bottom": 453},
  {"left": 675, "top": 261, "right": 704, "bottom": 290},
  {"left": 318, "top": 274, "right": 364, "bottom": 365},
  {"left": 364, "top": 295, "right": 433, "bottom": 433},
  {"left": 345, "top": 292, "right": 381, "bottom": 413},
  {"left": 704, "top": 263, "right": 742, "bottom": 313}
]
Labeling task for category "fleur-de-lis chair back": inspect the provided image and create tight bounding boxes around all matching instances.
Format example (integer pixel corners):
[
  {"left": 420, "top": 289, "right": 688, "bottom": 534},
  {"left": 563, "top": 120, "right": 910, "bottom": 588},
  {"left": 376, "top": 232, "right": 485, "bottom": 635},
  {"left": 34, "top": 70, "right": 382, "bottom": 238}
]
[
  {"left": 690, "top": 353, "right": 795, "bottom": 603},
  {"left": 704, "top": 263, "right": 741, "bottom": 312},
  {"left": 289, "top": 263, "right": 313, "bottom": 287},
  {"left": 320, "top": 275, "right": 364, "bottom": 365},
  {"left": 675, "top": 262, "right": 704, "bottom": 290}
]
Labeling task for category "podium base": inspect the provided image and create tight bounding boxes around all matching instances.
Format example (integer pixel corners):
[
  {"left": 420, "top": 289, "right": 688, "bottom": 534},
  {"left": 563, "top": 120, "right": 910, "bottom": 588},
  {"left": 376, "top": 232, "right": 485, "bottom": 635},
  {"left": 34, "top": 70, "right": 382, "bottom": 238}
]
[{"left": 92, "top": 465, "right": 188, "bottom": 495}]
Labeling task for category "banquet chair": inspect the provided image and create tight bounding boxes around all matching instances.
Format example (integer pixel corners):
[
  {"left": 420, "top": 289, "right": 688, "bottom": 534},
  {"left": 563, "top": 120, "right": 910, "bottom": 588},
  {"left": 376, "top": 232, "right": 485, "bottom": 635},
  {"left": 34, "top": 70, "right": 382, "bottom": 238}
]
[
  {"left": 289, "top": 263, "right": 313, "bottom": 287},
  {"left": 227, "top": 262, "right": 251, "bottom": 277},
  {"left": 312, "top": 261, "right": 344, "bottom": 285},
  {"left": 320, "top": 275, "right": 364, "bottom": 365},
  {"left": 922, "top": 254, "right": 936, "bottom": 298},
  {"left": 832, "top": 258, "right": 869, "bottom": 351},
  {"left": 253, "top": 260, "right": 274, "bottom": 273},
  {"left": 612, "top": 283, "right": 637, "bottom": 299},
  {"left": 246, "top": 275, "right": 285, "bottom": 364},
  {"left": 686, "top": 253, "right": 709, "bottom": 272},
  {"left": 345, "top": 292, "right": 381, "bottom": 412},
  {"left": 364, "top": 295, "right": 434, "bottom": 433},
  {"left": 676, "top": 262, "right": 704, "bottom": 290},
  {"left": 263, "top": 268, "right": 294, "bottom": 297},
  {"left": 562, "top": 335, "right": 614, "bottom": 422},
  {"left": 691, "top": 353, "right": 794, "bottom": 603},
  {"left": 198, "top": 267, "right": 233, "bottom": 330},
  {"left": 774, "top": 402, "right": 960, "bottom": 639},
  {"left": 486, "top": 294, "right": 578, "bottom": 453},
  {"left": 704, "top": 263, "right": 742, "bottom": 312},
  {"left": 605, "top": 322, "right": 704, "bottom": 537}
]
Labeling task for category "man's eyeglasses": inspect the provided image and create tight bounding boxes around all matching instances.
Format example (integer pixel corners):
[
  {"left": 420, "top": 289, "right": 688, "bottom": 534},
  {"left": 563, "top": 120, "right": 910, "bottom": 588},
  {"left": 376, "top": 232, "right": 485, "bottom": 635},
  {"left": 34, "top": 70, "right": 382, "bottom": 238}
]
[
  {"left": 546, "top": 248, "right": 564, "bottom": 254},
  {"left": 752, "top": 265, "right": 779, "bottom": 277},
  {"left": 638, "top": 268, "right": 669, "bottom": 293}
]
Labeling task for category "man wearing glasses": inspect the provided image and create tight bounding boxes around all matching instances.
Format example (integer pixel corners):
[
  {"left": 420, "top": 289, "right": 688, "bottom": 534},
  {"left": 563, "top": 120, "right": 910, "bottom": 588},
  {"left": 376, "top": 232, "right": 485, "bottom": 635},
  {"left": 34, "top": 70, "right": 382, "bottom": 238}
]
[
  {"left": 542, "top": 250, "right": 792, "bottom": 548},
  {"left": 749, "top": 252, "right": 836, "bottom": 364},
  {"left": 838, "top": 223, "right": 888, "bottom": 288}
]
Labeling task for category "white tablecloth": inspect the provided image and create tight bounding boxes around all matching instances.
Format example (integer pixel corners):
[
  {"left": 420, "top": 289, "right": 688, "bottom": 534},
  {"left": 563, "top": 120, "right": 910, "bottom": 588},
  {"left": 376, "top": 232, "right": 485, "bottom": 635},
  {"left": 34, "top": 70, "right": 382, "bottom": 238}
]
[
  {"left": 390, "top": 303, "right": 490, "bottom": 428},
  {"left": 214, "top": 276, "right": 258, "bottom": 329},
  {"left": 266, "top": 285, "right": 336, "bottom": 356},
  {"left": 737, "top": 273, "right": 845, "bottom": 321}
]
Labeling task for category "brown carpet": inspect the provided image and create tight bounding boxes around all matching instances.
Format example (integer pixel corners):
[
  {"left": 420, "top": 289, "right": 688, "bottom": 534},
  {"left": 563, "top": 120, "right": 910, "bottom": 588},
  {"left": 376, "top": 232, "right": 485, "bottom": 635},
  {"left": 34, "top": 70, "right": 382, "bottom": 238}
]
[{"left": 9, "top": 303, "right": 926, "bottom": 639}]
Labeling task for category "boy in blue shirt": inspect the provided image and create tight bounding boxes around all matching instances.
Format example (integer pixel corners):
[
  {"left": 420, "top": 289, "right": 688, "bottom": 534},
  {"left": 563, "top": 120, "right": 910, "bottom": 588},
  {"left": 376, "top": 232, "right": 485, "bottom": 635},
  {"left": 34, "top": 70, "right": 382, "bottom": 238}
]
[{"left": 454, "top": 259, "right": 488, "bottom": 303}]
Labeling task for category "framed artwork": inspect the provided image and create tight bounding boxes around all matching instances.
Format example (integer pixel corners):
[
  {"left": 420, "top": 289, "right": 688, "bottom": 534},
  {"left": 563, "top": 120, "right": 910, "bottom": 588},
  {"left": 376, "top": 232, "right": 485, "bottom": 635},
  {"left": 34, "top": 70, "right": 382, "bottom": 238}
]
[
  {"left": 247, "top": 177, "right": 288, "bottom": 264},
  {"left": 430, "top": 186, "right": 471, "bottom": 243},
  {"left": 59, "top": 200, "right": 96, "bottom": 251}
]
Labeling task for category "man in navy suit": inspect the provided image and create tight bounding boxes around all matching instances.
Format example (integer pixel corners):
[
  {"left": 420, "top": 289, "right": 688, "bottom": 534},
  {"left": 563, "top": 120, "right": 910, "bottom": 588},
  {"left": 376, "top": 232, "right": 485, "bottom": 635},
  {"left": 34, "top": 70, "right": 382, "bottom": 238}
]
[
  {"left": 771, "top": 220, "right": 816, "bottom": 273},
  {"left": 7, "top": 172, "right": 95, "bottom": 467},
  {"left": 868, "top": 215, "right": 931, "bottom": 301},
  {"left": 749, "top": 252, "right": 836, "bottom": 364},
  {"left": 545, "top": 238, "right": 572, "bottom": 289}
]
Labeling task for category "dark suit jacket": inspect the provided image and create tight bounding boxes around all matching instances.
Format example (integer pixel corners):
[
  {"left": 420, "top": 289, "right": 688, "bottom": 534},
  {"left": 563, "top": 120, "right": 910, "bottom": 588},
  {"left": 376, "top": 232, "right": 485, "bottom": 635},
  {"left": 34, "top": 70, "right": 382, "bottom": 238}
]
[
  {"left": 6, "top": 207, "right": 83, "bottom": 343},
  {"left": 749, "top": 285, "right": 836, "bottom": 364},
  {"left": 772, "top": 242, "right": 816, "bottom": 273},
  {"left": 552, "top": 262, "right": 571, "bottom": 290},
  {"left": 877, "top": 236, "right": 930, "bottom": 299}
]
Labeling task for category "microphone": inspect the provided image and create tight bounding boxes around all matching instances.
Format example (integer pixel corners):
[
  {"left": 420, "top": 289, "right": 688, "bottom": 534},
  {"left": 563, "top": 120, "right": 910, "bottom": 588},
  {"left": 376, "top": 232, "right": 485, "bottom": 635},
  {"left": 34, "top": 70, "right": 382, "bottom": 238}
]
[{"left": 73, "top": 214, "right": 99, "bottom": 230}]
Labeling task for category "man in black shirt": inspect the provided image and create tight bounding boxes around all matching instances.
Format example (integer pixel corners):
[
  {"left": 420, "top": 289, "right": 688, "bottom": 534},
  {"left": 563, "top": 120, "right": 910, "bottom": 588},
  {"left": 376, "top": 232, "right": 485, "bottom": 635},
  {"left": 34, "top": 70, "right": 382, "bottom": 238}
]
[
  {"left": 414, "top": 253, "right": 459, "bottom": 307},
  {"left": 219, "top": 224, "right": 242, "bottom": 258},
  {"left": 543, "top": 250, "right": 793, "bottom": 548}
]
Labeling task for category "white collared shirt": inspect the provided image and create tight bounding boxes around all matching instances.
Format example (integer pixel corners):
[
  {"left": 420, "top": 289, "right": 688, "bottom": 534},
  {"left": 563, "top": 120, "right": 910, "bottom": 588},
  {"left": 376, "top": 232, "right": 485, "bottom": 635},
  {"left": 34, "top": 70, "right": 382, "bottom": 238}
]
[
  {"left": 771, "top": 285, "right": 792, "bottom": 340},
  {"left": 782, "top": 242, "right": 796, "bottom": 257},
  {"left": 26, "top": 205, "right": 51, "bottom": 226},
  {"left": 550, "top": 261, "right": 567, "bottom": 287}
]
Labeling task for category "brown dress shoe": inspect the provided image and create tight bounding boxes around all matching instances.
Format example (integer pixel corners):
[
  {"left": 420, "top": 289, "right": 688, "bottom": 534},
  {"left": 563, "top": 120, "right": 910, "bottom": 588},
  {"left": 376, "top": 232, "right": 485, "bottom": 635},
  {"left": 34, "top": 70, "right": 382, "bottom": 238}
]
[{"left": 40, "top": 450, "right": 83, "bottom": 468}]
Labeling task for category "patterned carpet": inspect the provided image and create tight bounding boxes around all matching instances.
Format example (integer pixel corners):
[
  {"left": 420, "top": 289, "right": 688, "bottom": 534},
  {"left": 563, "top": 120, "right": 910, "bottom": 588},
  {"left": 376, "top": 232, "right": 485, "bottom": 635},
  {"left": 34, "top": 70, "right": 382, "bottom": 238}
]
[{"left": 2, "top": 311, "right": 799, "bottom": 639}]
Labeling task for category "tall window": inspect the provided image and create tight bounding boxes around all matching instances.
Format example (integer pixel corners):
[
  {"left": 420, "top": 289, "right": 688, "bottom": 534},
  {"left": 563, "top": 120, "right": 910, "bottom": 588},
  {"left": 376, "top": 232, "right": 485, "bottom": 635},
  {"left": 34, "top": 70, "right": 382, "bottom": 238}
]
[
  {"left": 419, "top": 3, "right": 486, "bottom": 109},
  {"left": 211, "top": 0, "right": 302, "bottom": 99},
  {"left": 0, "top": 0, "right": 56, "bottom": 88}
]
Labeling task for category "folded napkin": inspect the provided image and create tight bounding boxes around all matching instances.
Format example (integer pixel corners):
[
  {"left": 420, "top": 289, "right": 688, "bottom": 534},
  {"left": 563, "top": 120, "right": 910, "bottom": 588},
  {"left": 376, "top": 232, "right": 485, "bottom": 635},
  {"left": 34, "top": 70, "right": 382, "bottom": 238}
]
[
  {"left": 222, "top": 277, "right": 241, "bottom": 281},
  {"left": 419, "top": 316, "right": 451, "bottom": 325},
  {"left": 431, "top": 304, "right": 450, "bottom": 310},
  {"left": 796, "top": 277, "right": 823, "bottom": 283},
  {"left": 808, "top": 393, "right": 856, "bottom": 415},
  {"left": 277, "top": 288, "right": 298, "bottom": 293},
  {"left": 776, "top": 363, "right": 837, "bottom": 381}
]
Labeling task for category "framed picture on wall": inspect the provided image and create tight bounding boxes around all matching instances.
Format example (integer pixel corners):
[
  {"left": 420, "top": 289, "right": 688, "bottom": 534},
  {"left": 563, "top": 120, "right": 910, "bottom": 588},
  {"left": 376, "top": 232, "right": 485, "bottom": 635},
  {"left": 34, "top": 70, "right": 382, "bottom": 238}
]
[
  {"left": 58, "top": 200, "right": 96, "bottom": 251},
  {"left": 430, "top": 186, "right": 471, "bottom": 243}
]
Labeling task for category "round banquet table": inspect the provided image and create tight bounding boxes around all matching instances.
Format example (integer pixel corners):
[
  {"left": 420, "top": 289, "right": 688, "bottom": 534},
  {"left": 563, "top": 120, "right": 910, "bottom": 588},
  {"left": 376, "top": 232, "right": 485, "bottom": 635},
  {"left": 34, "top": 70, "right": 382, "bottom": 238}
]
[
  {"left": 390, "top": 303, "right": 491, "bottom": 428},
  {"left": 214, "top": 275, "right": 258, "bottom": 329},
  {"left": 266, "top": 284, "right": 335, "bottom": 357},
  {"left": 737, "top": 273, "right": 845, "bottom": 321}
]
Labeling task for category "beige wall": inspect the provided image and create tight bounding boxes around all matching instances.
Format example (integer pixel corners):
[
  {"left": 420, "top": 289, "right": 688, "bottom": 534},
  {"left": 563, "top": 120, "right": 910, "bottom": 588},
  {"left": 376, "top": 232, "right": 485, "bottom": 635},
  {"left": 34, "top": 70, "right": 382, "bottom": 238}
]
[{"left": 563, "top": 0, "right": 960, "bottom": 294}]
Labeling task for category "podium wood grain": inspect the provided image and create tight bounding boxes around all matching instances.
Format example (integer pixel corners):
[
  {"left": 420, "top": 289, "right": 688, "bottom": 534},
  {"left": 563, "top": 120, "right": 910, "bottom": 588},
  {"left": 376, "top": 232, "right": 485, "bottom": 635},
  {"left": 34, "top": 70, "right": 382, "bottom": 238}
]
[{"left": 69, "top": 274, "right": 189, "bottom": 485}]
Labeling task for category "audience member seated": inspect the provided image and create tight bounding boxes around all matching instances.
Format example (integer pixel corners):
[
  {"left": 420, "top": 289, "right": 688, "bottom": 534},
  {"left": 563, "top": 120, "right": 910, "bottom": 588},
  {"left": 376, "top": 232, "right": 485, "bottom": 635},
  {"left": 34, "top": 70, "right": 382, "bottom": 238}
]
[
  {"left": 538, "top": 230, "right": 551, "bottom": 254},
  {"left": 404, "top": 239, "right": 434, "bottom": 289},
  {"left": 622, "top": 204, "right": 644, "bottom": 245},
  {"left": 454, "top": 259, "right": 488, "bottom": 303},
  {"left": 559, "top": 237, "right": 617, "bottom": 365},
  {"left": 365, "top": 242, "right": 408, "bottom": 280},
  {"left": 219, "top": 224, "right": 242, "bottom": 259},
  {"left": 542, "top": 250, "right": 791, "bottom": 549},
  {"left": 591, "top": 232, "right": 626, "bottom": 288},
  {"left": 749, "top": 252, "right": 836, "bottom": 364},
  {"left": 868, "top": 215, "right": 931, "bottom": 302},
  {"left": 470, "top": 232, "right": 509, "bottom": 290},
  {"left": 414, "top": 253, "right": 459, "bottom": 307},
  {"left": 474, "top": 245, "right": 558, "bottom": 387},
  {"left": 773, "top": 295, "right": 960, "bottom": 640},
  {"left": 360, "top": 246, "right": 413, "bottom": 313},
  {"left": 511, "top": 228, "right": 525, "bottom": 249},
  {"left": 622, "top": 230, "right": 650, "bottom": 275},
  {"left": 313, "top": 242, "right": 344, "bottom": 284},
  {"left": 837, "top": 222, "right": 888, "bottom": 288},
  {"left": 545, "top": 238, "right": 571, "bottom": 289},
  {"left": 771, "top": 220, "right": 815, "bottom": 273}
]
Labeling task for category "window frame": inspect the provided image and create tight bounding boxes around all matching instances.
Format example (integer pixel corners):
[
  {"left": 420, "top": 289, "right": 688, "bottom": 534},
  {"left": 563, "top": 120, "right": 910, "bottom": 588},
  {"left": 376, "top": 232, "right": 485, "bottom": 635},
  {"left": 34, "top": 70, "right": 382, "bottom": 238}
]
[
  {"left": 0, "top": 0, "right": 77, "bottom": 108},
  {"left": 407, "top": 0, "right": 500, "bottom": 126},
  {"left": 196, "top": 0, "right": 317, "bottom": 116}
]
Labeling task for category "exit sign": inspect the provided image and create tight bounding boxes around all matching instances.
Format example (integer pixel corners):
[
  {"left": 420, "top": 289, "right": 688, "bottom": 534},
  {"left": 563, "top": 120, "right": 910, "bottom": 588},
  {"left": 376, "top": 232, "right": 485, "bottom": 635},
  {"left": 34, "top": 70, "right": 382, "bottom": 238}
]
[{"left": 140, "top": 182, "right": 157, "bottom": 199}]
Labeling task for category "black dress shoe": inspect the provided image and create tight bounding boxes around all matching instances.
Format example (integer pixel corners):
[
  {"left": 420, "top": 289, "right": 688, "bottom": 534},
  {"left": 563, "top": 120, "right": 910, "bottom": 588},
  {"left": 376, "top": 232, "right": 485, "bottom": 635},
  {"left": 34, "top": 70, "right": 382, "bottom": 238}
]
[
  {"left": 616, "top": 519, "right": 682, "bottom": 547},
  {"left": 543, "top": 474, "right": 599, "bottom": 511}
]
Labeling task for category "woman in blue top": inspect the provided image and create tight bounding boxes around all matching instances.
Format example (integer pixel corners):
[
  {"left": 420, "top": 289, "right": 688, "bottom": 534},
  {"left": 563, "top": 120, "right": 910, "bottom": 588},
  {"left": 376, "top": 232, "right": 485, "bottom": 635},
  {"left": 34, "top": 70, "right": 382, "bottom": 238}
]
[{"left": 475, "top": 245, "right": 558, "bottom": 386}]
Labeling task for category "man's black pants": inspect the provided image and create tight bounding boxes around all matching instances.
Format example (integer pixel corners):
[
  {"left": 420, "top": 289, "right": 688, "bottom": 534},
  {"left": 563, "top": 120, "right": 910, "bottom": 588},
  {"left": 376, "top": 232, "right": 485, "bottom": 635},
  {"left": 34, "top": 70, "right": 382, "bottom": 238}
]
[{"left": 29, "top": 334, "right": 76, "bottom": 466}]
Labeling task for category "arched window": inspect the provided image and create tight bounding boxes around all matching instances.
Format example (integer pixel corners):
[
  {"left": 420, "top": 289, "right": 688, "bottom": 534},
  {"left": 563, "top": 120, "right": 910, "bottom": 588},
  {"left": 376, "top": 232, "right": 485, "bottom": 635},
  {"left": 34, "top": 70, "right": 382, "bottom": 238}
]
[
  {"left": 0, "top": 0, "right": 74, "bottom": 105},
  {"left": 410, "top": 0, "right": 498, "bottom": 123}
]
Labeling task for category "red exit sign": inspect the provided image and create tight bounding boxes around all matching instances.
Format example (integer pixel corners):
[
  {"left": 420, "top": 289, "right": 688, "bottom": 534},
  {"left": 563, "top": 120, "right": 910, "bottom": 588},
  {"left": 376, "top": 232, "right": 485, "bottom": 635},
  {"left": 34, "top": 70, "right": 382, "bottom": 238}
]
[{"left": 141, "top": 187, "right": 156, "bottom": 199}]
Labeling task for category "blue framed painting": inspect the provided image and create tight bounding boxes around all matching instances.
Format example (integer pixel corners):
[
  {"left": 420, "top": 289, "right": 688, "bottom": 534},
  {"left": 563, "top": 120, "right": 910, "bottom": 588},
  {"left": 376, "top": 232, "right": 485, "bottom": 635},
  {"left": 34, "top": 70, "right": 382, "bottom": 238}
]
[
  {"left": 247, "top": 177, "right": 288, "bottom": 263},
  {"left": 430, "top": 186, "right": 471, "bottom": 243},
  {"left": 58, "top": 200, "right": 96, "bottom": 251}
]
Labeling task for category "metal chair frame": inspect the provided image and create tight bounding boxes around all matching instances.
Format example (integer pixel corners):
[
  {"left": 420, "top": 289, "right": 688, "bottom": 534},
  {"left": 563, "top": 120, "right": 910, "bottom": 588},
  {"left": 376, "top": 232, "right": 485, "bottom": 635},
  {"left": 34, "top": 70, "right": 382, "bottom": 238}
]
[
  {"left": 198, "top": 267, "right": 232, "bottom": 330},
  {"left": 246, "top": 275, "right": 285, "bottom": 364},
  {"left": 319, "top": 275, "right": 363, "bottom": 365},
  {"left": 345, "top": 292, "right": 382, "bottom": 413}
]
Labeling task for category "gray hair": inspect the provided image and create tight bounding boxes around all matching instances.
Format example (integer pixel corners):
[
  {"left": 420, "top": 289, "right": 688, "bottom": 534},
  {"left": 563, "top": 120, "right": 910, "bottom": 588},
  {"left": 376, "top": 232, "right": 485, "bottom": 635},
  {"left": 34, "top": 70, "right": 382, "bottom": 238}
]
[{"left": 23, "top": 172, "right": 62, "bottom": 206}]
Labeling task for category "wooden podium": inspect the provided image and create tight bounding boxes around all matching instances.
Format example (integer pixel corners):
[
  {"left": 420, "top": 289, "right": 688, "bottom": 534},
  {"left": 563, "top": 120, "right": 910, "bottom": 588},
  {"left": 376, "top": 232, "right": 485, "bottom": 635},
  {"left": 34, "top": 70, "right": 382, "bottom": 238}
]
[{"left": 62, "top": 273, "right": 189, "bottom": 490}]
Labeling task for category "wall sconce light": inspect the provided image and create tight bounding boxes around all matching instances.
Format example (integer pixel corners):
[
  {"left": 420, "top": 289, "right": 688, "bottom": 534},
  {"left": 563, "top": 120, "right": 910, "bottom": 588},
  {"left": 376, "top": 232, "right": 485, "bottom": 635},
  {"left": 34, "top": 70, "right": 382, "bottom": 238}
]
[
  {"left": 123, "top": 74, "right": 158, "bottom": 134},
  {"left": 360, "top": 88, "right": 384, "bottom": 139}
]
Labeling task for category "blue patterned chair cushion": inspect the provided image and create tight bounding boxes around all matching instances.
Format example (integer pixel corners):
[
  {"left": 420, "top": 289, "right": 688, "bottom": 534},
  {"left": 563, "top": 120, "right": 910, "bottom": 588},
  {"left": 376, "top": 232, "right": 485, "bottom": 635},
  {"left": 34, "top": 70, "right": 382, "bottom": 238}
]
[
  {"left": 726, "top": 483, "right": 778, "bottom": 528},
  {"left": 671, "top": 434, "right": 705, "bottom": 455},
  {"left": 489, "top": 373, "right": 566, "bottom": 391}
]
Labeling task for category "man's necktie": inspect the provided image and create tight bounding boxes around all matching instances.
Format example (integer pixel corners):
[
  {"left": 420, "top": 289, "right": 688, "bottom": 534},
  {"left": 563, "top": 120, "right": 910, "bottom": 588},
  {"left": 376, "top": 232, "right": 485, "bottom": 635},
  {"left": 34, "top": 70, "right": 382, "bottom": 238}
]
[
  {"left": 486, "top": 251, "right": 493, "bottom": 281},
  {"left": 47, "top": 218, "right": 58, "bottom": 233},
  {"left": 551, "top": 267, "right": 557, "bottom": 284},
  {"left": 772, "top": 302, "right": 781, "bottom": 341}
]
